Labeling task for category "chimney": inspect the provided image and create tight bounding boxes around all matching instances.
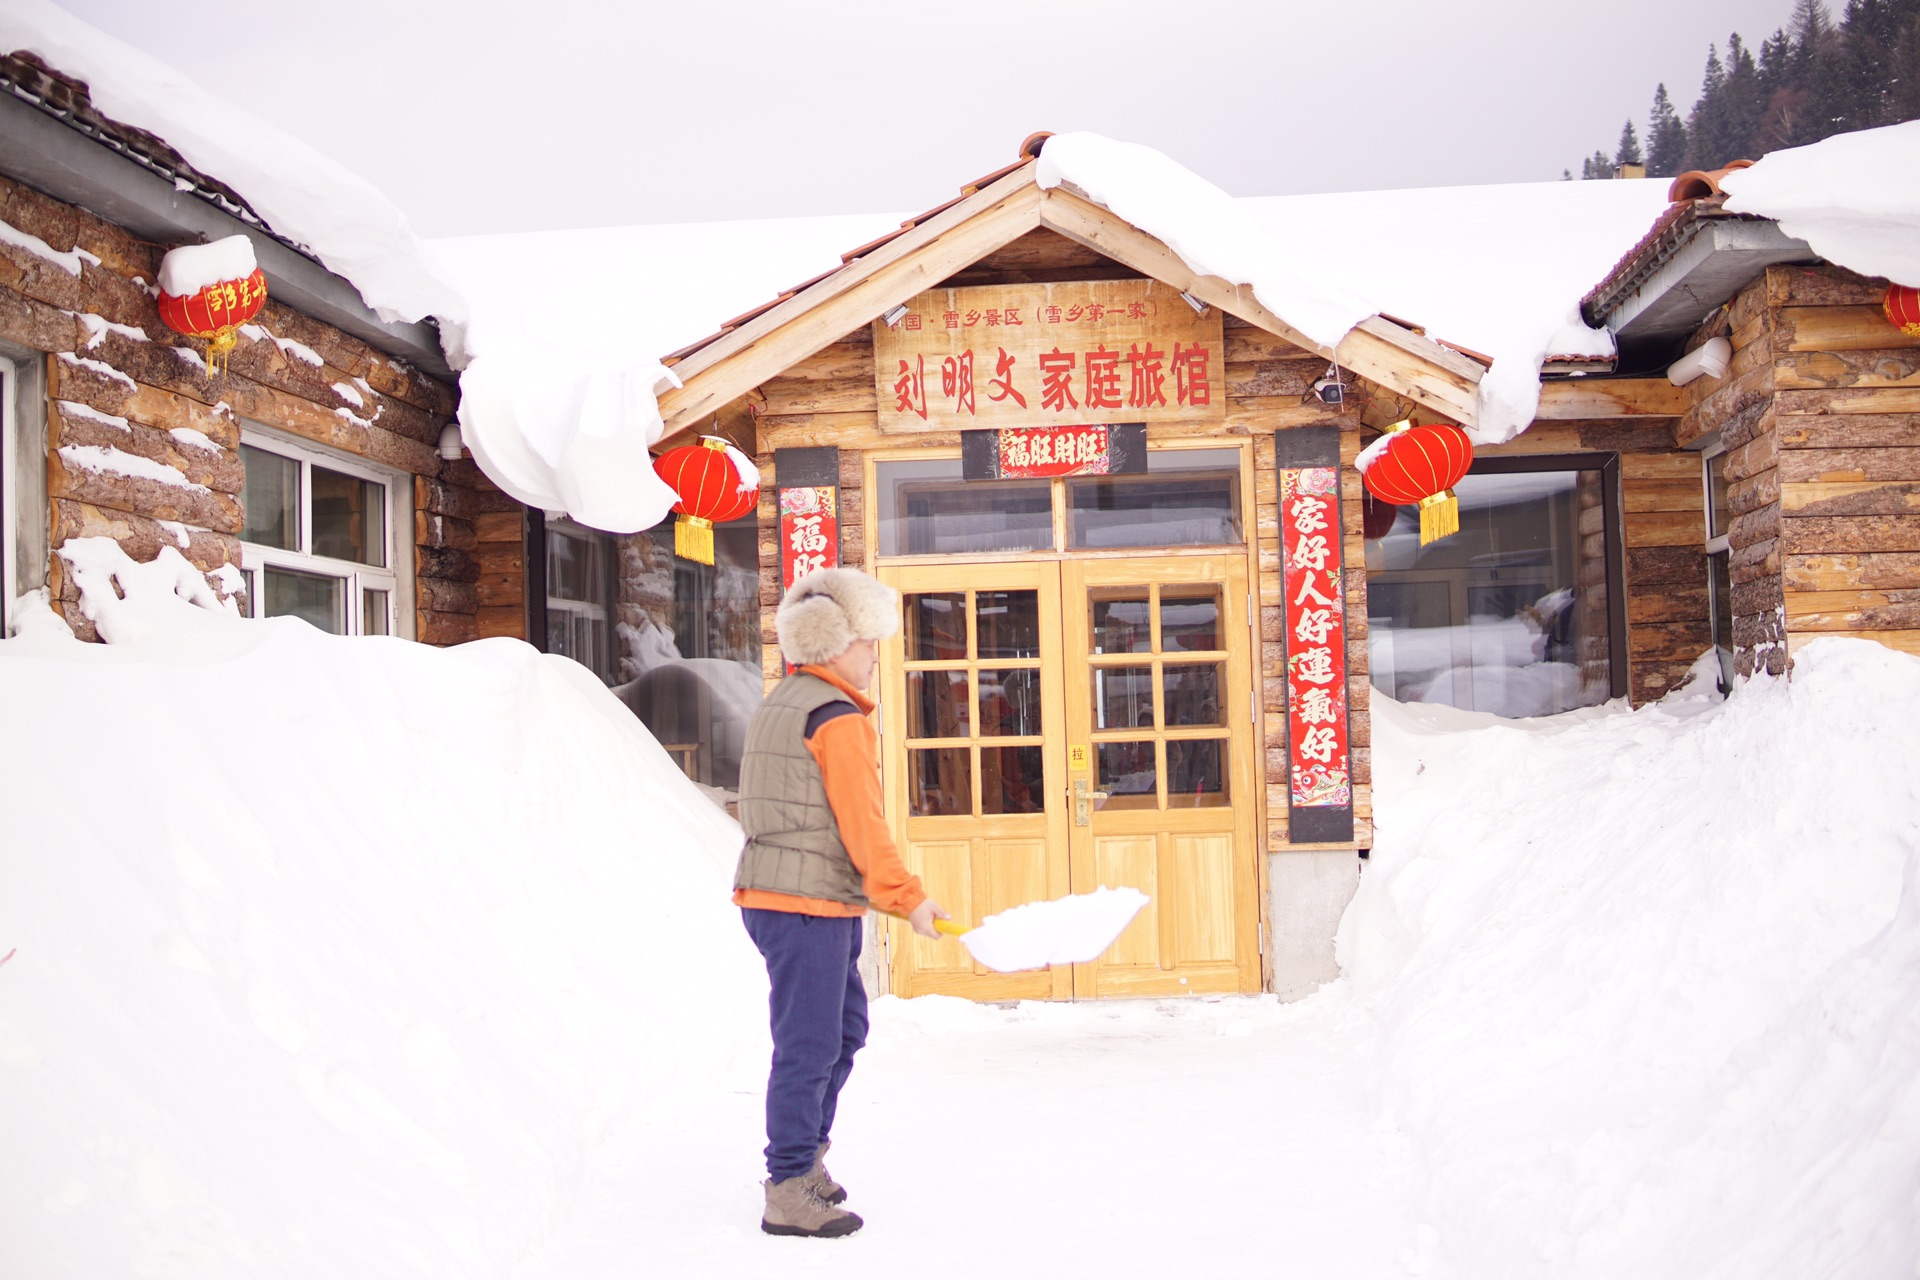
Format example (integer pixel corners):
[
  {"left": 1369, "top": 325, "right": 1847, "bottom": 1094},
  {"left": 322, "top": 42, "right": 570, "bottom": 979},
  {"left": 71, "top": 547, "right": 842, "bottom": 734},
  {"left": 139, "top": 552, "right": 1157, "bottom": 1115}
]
[{"left": 1613, "top": 162, "right": 1648, "bottom": 181}]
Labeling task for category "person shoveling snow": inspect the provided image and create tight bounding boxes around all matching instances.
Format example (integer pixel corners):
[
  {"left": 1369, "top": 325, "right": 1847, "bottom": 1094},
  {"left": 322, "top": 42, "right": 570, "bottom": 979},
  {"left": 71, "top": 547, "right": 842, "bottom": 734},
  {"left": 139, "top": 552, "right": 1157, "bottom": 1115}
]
[
  {"left": 730, "top": 568, "right": 1150, "bottom": 1239},
  {"left": 731, "top": 568, "right": 949, "bottom": 1239}
]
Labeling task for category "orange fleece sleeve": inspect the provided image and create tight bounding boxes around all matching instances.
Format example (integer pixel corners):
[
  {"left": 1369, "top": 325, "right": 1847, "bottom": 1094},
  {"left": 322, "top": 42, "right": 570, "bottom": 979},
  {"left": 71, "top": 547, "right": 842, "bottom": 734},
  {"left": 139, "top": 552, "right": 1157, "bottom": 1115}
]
[{"left": 806, "top": 712, "right": 927, "bottom": 917}]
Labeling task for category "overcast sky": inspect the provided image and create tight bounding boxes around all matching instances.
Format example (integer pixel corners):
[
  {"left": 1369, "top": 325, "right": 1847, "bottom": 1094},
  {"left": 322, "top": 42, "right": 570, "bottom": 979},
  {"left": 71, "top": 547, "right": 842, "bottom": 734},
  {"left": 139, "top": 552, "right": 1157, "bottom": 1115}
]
[{"left": 60, "top": 0, "right": 1789, "bottom": 239}]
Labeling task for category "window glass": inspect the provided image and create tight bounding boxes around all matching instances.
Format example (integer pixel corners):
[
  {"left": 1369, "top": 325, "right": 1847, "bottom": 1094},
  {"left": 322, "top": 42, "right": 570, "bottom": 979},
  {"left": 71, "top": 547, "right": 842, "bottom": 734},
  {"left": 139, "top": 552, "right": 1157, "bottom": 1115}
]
[
  {"left": 1365, "top": 466, "right": 1615, "bottom": 718},
  {"left": 241, "top": 445, "right": 298, "bottom": 550},
  {"left": 547, "top": 524, "right": 611, "bottom": 680},
  {"left": 876, "top": 459, "right": 1052, "bottom": 556},
  {"left": 310, "top": 465, "right": 385, "bottom": 566},
  {"left": 265, "top": 566, "right": 345, "bottom": 634},
  {"left": 1709, "top": 549, "right": 1734, "bottom": 691},
  {"left": 604, "top": 514, "right": 764, "bottom": 794},
  {"left": 363, "top": 587, "right": 390, "bottom": 636},
  {"left": 241, "top": 438, "right": 397, "bottom": 638},
  {"left": 1067, "top": 449, "right": 1242, "bottom": 549}
]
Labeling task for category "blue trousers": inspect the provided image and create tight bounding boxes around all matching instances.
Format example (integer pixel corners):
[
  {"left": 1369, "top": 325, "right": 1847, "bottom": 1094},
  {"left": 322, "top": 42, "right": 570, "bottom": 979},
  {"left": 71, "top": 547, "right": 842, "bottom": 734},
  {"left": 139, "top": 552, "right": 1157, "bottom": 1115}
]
[{"left": 741, "top": 908, "right": 869, "bottom": 1182}]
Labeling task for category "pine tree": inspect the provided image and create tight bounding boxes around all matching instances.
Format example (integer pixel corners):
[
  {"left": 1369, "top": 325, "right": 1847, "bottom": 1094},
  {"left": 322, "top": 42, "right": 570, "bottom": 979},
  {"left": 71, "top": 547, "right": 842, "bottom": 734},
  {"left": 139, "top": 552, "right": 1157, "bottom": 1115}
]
[
  {"left": 1615, "top": 119, "right": 1644, "bottom": 167},
  {"left": 1790, "top": 0, "right": 1833, "bottom": 61},
  {"left": 1721, "top": 33, "right": 1767, "bottom": 159},
  {"left": 1647, "top": 83, "right": 1689, "bottom": 176},
  {"left": 1683, "top": 45, "right": 1730, "bottom": 169}
]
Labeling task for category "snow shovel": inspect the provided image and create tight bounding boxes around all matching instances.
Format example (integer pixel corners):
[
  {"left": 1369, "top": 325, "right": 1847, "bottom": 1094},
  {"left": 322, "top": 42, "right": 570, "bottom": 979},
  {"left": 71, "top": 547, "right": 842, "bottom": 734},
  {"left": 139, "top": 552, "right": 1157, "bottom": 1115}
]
[{"left": 908, "top": 886, "right": 1149, "bottom": 973}]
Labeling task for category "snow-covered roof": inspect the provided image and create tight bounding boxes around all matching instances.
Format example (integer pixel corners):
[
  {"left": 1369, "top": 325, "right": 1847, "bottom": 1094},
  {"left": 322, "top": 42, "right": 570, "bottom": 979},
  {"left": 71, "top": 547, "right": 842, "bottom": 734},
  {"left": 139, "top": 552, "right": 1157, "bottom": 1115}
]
[
  {"left": 1719, "top": 119, "right": 1920, "bottom": 289},
  {"left": 0, "top": 0, "right": 465, "bottom": 351},
  {"left": 428, "top": 148, "right": 1673, "bottom": 531}
]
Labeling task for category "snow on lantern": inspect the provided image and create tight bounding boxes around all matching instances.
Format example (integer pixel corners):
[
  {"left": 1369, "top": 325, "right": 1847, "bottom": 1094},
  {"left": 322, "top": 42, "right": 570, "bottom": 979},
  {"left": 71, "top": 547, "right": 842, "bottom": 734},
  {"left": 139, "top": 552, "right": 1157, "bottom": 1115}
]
[
  {"left": 156, "top": 235, "right": 267, "bottom": 376},
  {"left": 1885, "top": 284, "right": 1920, "bottom": 339},
  {"left": 652, "top": 436, "right": 761, "bottom": 565},
  {"left": 1356, "top": 418, "right": 1474, "bottom": 546}
]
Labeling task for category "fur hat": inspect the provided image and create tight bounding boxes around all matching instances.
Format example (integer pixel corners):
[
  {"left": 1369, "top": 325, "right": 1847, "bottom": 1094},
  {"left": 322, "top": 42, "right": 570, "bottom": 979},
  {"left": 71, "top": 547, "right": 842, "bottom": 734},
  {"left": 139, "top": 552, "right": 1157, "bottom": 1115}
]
[{"left": 776, "top": 567, "right": 900, "bottom": 666}]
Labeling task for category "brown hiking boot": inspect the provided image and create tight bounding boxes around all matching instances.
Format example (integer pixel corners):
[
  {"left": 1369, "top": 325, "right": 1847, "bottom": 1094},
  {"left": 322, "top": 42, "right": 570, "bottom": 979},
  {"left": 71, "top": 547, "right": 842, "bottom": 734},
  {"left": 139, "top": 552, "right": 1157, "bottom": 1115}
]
[
  {"left": 761, "top": 1174, "right": 863, "bottom": 1238},
  {"left": 805, "top": 1141, "right": 847, "bottom": 1205}
]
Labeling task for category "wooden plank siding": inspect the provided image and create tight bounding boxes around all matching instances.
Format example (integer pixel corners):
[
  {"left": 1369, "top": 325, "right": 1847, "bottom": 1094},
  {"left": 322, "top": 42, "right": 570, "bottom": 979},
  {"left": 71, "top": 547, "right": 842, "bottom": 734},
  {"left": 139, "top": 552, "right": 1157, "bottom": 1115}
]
[
  {"left": 744, "top": 228, "right": 1369, "bottom": 852},
  {"left": 1673, "top": 264, "right": 1920, "bottom": 665}
]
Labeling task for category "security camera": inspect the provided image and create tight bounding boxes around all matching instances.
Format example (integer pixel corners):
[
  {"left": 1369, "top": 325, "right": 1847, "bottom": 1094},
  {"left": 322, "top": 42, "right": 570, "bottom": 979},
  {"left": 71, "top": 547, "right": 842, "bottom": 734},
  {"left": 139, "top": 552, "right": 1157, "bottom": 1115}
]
[{"left": 1311, "top": 374, "right": 1345, "bottom": 405}]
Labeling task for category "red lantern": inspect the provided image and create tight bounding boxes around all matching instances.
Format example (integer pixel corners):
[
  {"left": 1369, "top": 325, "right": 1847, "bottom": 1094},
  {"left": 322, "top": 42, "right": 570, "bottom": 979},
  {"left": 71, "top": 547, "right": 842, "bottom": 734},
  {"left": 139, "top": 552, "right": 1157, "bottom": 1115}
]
[
  {"left": 652, "top": 436, "right": 761, "bottom": 564},
  {"left": 157, "top": 267, "right": 268, "bottom": 376},
  {"left": 1886, "top": 284, "right": 1920, "bottom": 339},
  {"left": 1359, "top": 419, "right": 1474, "bottom": 545}
]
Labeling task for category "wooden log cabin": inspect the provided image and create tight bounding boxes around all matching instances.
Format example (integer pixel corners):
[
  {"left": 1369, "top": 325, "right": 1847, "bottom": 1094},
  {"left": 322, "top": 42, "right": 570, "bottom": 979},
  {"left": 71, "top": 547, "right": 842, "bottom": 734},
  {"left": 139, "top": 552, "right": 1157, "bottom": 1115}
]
[
  {"left": 6, "top": 72, "right": 1912, "bottom": 1009},
  {"left": 559, "top": 139, "right": 1920, "bottom": 1003}
]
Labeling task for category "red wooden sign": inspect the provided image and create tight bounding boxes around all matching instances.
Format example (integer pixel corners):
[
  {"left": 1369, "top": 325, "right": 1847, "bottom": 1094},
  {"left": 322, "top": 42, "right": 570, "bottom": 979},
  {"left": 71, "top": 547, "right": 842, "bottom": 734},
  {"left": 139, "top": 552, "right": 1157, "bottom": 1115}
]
[
  {"left": 779, "top": 484, "right": 839, "bottom": 591},
  {"left": 998, "top": 424, "right": 1111, "bottom": 477},
  {"left": 1280, "top": 466, "right": 1352, "bottom": 811}
]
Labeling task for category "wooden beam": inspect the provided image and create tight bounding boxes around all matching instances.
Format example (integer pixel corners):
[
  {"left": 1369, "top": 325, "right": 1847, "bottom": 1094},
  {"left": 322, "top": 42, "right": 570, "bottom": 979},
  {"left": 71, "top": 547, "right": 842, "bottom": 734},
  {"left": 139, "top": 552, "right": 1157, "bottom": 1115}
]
[
  {"left": 656, "top": 171, "right": 1044, "bottom": 438},
  {"left": 1034, "top": 187, "right": 1482, "bottom": 428},
  {"left": 1534, "top": 377, "right": 1690, "bottom": 419}
]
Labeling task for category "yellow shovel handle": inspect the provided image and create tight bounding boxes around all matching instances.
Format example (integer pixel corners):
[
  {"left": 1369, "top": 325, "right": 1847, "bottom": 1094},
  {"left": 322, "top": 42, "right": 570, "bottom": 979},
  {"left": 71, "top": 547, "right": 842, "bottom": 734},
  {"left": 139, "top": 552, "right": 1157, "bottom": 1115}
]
[{"left": 881, "top": 911, "right": 972, "bottom": 938}]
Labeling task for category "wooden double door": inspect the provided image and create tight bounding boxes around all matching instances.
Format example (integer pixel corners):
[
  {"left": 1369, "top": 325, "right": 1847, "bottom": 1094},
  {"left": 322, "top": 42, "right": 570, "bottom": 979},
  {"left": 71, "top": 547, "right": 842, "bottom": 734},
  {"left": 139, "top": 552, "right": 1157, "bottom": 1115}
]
[{"left": 877, "top": 555, "right": 1261, "bottom": 1000}]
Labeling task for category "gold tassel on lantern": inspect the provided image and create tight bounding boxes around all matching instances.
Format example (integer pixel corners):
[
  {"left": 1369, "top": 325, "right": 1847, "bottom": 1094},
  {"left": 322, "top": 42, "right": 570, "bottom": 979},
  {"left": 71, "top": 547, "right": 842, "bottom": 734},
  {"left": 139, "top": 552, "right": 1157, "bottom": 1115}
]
[
  {"left": 1417, "top": 489, "right": 1459, "bottom": 545},
  {"left": 675, "top": 514, "right": 715, "bottom": 565}
]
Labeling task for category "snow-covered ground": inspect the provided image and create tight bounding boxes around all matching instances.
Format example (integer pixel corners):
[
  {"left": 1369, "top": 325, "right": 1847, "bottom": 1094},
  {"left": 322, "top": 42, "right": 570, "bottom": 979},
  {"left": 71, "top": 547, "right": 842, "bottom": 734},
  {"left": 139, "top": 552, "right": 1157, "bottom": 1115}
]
[{"left": 4, "top": 561, "right": 1918, "bottom": 1277}]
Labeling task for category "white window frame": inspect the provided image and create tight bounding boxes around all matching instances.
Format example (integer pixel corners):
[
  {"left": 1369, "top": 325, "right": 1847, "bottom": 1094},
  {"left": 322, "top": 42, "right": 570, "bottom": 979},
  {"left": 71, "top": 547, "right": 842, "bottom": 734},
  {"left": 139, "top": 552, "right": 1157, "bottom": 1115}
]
[
  {"left": 1, "top": 341, "right": 48, "bottom": 638},
  {"left": 1699, "top": 432, "right": 1735, "bottom": 691},
  {"left": 543, "top": 513, "right": 613, "bottom": 681},
  {"left": 237, "top": 425, "right": 410, "bottom": 638}
]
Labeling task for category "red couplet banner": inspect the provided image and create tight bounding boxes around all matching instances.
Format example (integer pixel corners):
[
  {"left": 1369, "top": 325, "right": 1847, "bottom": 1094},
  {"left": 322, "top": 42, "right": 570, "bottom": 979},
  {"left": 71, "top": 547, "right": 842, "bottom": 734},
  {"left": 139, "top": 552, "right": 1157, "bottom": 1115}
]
[
  {"left": 998, "top": 424, "right": 1110, "bottom": 478},
  {"left": 779, "top": 485, "right": 839, "bottom": 591},
  {"left": 1279, "top": 466, "right": 1352, "bottom": 809}
]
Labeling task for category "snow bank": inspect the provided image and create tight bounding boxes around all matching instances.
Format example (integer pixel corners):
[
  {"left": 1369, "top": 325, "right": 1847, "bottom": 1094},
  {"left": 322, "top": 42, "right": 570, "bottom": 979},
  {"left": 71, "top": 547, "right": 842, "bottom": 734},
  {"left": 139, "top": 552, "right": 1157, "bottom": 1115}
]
[
  {"left": 1720, "top": 119, "right": 1920, "bottom": 288},
  {"left": 0, "top": 544, "right": 767, "bottom": 1278},
  {"left": 1342, "top": 639, "right": 1920, "bottom": 1278},
  {"left": 0, "top": 0, "right": 465, "bottom": 338},
  {"left": 156, "top": 235, "right": 256, "bottom": 297}
]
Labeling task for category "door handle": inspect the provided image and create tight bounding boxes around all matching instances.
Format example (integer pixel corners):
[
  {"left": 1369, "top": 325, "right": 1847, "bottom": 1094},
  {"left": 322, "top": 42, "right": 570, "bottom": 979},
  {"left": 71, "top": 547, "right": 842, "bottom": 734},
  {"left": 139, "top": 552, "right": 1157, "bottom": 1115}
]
[{"left": 1073, "top": 776, "right": 1110, "bottom": 827}]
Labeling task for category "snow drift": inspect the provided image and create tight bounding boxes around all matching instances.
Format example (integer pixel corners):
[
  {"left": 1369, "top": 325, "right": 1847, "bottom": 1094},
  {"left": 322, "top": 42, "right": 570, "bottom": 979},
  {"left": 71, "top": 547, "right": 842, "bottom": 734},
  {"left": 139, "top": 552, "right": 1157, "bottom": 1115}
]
[
  {"left": 6, "top": 544, "right": 1919, "bottom": 1277},
  {"left": 0, "top": 557, "right": 766, "bottom": 1279},
  {"left": 1346, "top": 640, "right": 1920, "bottom": 1278}
]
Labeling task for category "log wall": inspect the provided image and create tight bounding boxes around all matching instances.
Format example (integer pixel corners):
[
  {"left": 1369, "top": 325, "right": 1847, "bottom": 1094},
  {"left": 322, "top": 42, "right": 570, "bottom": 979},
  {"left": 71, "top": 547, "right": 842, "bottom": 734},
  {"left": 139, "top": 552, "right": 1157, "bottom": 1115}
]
[
  {"left": 0, "top": 170, "right": 518, "bottom": 643},
  {"left": 1731, "top": 266, "right": 1918, "bottom": 662},
  {"left": 746, "top": 229, "right": 1369, "bottom": 849}
]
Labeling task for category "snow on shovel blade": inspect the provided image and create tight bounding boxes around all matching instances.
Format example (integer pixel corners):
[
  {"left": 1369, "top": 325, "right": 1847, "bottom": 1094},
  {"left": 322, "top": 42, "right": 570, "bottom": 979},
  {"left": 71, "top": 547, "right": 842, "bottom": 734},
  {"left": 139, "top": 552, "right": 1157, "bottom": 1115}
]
[{"left": 943, "top": 886, "right": 1149, "bottom": 973}]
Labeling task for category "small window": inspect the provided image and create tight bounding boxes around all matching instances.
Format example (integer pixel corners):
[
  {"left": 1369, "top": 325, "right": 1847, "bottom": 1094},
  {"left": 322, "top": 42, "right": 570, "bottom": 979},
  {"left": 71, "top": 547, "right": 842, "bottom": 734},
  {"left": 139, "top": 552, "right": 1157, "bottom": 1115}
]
[
  {"left": 1365, "top": 457, "right": 1624, "bottom": 717},
  {"left": 545, "top": 518, "right": 612, "bottom": 681},
  {"left": 599, "top": 513, "right": 765, "bottom": 794},
  {"left": 875, "top": 458, "right": 1052, "bottom": 557},
  {"left": 875, "top": 445, "right": 1248, "bottom": 558},
  {"left": 1702, "top": 440, "right": 1735, "bottom": 692},
  {"left": 239, "top": 435, "right": 401, "bottom": 636},
  {"left": 1066, "top": 448, "right": 1242, "bottom": 549}
]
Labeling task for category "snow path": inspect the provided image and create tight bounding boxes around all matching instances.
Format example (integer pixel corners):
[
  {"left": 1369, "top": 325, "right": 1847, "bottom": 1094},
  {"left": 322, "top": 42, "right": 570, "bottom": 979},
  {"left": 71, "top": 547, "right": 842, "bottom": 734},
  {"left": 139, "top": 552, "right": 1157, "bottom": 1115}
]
[{"left": 517, "top": 992, "right": 1420, "bottom": 1277}]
